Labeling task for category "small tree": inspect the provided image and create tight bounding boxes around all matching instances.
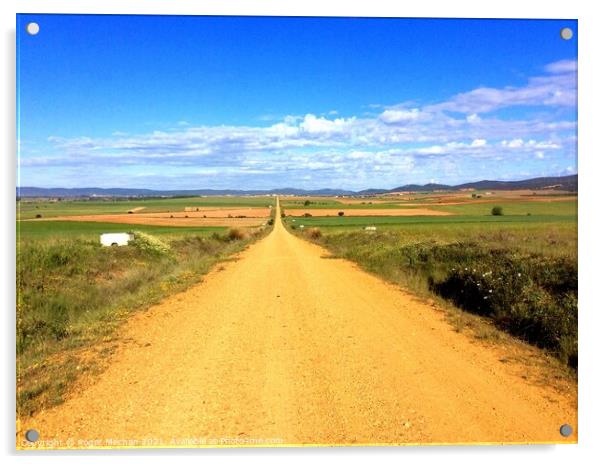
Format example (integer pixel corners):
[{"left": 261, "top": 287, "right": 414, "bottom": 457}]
[
  {"left": 338, "top": 211, "right": 345, "bottom": 216},
  {"left": 304, "top": 200, "right": 311, "bottom": 206},
  {"left": 491, "top": 206, "right": 503, "bottom": 216}
]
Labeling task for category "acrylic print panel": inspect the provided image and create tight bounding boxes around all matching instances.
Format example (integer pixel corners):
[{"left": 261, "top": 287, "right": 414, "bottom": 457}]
[{"left": 16, "top": 14, "right": 578, "bottom": 449}]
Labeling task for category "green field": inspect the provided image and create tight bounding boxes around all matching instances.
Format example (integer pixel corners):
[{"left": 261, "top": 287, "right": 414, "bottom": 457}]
[
  {"left": 284, "top": 199, "right": 576, "bottom": 230},
  {"left": 430, "top": 199, "right": 577, "bottom": 216},
  {"left": 286, "top": 213, "right": 575, "bottom": 227},
  {"left": 281, "top": 199, "right": 408, "bottom": 209},
  {"left": 282, "top": 200, "right": 577, "bottom": 218},
  {"left": 17, "top": 196, "right": 276, "bottom": 220},
  {"left": 299, "top": 221, "right": 576, "bottom": 258},
  {"left": 17, "top": 220, "right": 227, "bottom": 241}
]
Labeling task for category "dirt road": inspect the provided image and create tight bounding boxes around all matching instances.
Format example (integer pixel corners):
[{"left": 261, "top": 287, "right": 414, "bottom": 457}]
[{"left": 19, "top": 198, "right": 577, "bottom": 448}]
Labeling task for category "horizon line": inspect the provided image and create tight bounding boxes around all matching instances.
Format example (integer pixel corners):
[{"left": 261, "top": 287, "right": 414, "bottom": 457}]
[{"left": 16, "top": 174, "right": 578, "bottom": 194}]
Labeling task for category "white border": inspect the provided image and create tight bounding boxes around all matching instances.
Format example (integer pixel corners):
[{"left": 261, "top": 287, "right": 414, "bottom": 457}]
[{"left": 3, "top": 1, "right": 601, "bottom": 463}]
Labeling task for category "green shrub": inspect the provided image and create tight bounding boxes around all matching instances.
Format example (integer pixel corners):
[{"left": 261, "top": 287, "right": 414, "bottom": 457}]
[
  {"left": 431, "top": 248, "right": 577, "bottom": 365},
  {"left": 130, "top": 231, "right": 172, "bottom": 257},
  {"left": 491, "top": 206, "right": 503, "bottom": 216},
  {"left": 338, "top": 211, "right": 345, "bottom": 216},
  {"left": 307, "top": 227, "right": 322, "bottom": 239},
  {"left": 228, "top": 228, "right": 245, "bottom": 241}
]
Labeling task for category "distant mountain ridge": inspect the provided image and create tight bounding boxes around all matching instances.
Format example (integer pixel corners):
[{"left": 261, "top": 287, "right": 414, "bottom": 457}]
[
  {"left": 17, "top": 175, "right": 577, "bottom": 198},
  {"left": 390, "top": 175, "right": 578, "bottom": 193}
]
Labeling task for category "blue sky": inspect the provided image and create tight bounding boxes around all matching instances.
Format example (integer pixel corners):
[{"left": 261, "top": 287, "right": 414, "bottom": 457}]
[{"left": 17, "top": 15, "right": 577, "bottom": 190}]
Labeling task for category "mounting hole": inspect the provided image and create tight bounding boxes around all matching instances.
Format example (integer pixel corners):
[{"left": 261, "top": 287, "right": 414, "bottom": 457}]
[
  {"left": 26, "top": 22, "right": 40, "bottom": 36},
  {"left": 559, "top": 423, "right": 573, "bottom": 437},
  {"left": 560, "top": 27, "right": 573, "bottom": 40},
  {"left": 25, "top": 429, "right": 40, "bottom": 442}
]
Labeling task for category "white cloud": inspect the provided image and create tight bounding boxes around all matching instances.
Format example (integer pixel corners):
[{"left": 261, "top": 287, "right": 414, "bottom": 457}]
[
  {"left": 379, "top": 108, "right": 422, "bottom": 124},
  {"left": 427, "top": 60, "right": 576, "bottom": 114},
  {"left": 466, "top": 113, "right": 481, "bottom": 124},
  {"left": 416, "top": 145, "right": 445, "bottom": 155},
  {"left": 299, "top": 114, "right": 356, "bottom": 134},
  {"left": 501, "top": 139, "right": 561, "bottom": 150},
  {"left": 545, "top": 59, "right": 577, "bottom": 74},
  {"left": 503, "top": 138, "right": 524, "bottom": 148}
]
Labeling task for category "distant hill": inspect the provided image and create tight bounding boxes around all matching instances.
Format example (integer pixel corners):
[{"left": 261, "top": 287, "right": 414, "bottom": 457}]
[
  {"left": 17, "top": 174, "right": 577, "bottom": 198},
  {"left": 390, "top": 175, "right": 577, "bottom": 193},
  {"left": 389, "top": 183, "right": 451, "bottom": 192}
]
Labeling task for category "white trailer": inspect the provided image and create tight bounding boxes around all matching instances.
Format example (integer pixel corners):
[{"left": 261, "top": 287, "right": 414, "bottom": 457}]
[{"left": 100, "top": 232, "right": 133, "bottom": 247}]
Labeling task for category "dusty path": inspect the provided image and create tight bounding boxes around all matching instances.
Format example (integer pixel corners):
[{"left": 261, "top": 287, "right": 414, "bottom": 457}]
[{"left": 19, "top": 199, "right": 577, "bottom": 448}]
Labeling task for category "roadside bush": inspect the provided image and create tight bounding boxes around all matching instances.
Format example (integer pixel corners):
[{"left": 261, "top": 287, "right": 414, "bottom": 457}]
[
  {"left": 338, "top": 211, "right": 345, "bottom": 216},
  {"left": 431, "top": 248, "right": 577, "bottom": 366},
  {"left": 304, "top": 213, "right": 312, "bottom": 217},
  {"left": 267, "top": 218, "right": 274, "bottom": 226},
  {"left": 171, "top": 235, "right": 220, "bottom": 255},
  {"left": 130, "top": 231, "right": 172, "bottom": 257},
  {"left": 491, "top": 206, "right": 503, "bottom": 216},
  {"left": 228, "top": 228, "right": 245, "bottom": 241},
  {"left": 307, "top": 227, "right": 322, "bottom": 239},
  {"left": 18, "top": 296, "right": 70, "bottom": 352}
]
